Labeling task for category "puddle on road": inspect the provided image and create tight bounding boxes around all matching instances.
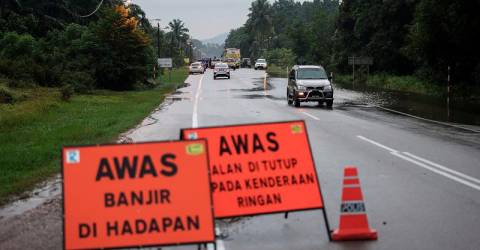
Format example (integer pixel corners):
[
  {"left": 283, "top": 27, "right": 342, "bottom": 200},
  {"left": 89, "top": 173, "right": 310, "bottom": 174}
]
[
  {"left": 216, "top": 217, "right": 252, "bottom": 241},
  {"left": 165, "top": 97, "right": 190, "bottom": 102},
  {"left": 219, "top": 77, "right": 273, "bottom": 93},
  {"left": 335, "top": 84, "right": 480, "bottom": 125},
  {"left": 237, "top": 94, "right": 283, "bottom": 100},
  {"left": 0, "top": 175, "right": 61, "bottom": 221}
]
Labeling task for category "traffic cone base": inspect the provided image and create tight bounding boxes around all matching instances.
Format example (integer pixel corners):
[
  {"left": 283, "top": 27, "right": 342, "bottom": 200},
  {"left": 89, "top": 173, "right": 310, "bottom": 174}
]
[
  {"left": 331, "top": 167, "right": 378, "bottom": 241},
  {"left": 332, "top": 228, "right": 377, "bottom": 241}
]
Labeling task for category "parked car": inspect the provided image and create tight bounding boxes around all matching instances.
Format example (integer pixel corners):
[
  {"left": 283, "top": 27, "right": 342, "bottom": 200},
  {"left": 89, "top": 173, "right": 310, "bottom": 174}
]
[
  {"left": 211, "top": 58, "right": 222, "bottom": 69},
  {"left": 241, "top": 58, "right": 251, "bottom": 68},
  {"left": 287, "top": 65, "right": 334, "bottom": 107},
  {"left": 214, "top": 63, "right": 230, "bottom": 80},
  {"left": 189, "top": 62, "right": 204, "bottom": 74},
  {"left": 254, "top": 59, "right": 268, "bottom": 70}
]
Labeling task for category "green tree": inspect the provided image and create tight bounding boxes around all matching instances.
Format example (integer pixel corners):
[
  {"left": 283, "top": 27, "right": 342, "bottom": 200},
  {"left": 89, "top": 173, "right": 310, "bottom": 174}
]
[
  {"left": 265, "top": 48, "right": 296, "bottom": 67},
  {"left": 166, "top": 19, "right": 189, "bottom": 66},
  {"left": 247, "top": 0, "right": 273, "bottom": 56},
  {"left": 332, "top": 0, "right": 416, "bottom": 73},
  {"left": 225, "top": 27, "right": 252, "bottom": 59},
  {"left": 406, "top": 0, "right": 480, "bottom": 85},
  {"left": 82, "top": 5, "right": 154, "bottom": 90}
]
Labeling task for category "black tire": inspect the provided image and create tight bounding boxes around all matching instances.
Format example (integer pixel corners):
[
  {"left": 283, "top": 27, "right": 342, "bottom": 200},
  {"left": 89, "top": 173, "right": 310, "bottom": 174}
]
[
  {"left": 287, "top": 90, "right": 293, "bottom": 105},
  {"left": 294, "top": 99, "right": 300, "bottom": 108},
  {"left": 294, "top": 97, "right": 300, "bottom": 107},
  {"left": 326, "top": 100, "right": 333, "bottom": 107},
  {"left": 214, "top": 76, "right": 217, "bottom": 80},
  {"left": 228, "top": 76, "right": 231, "bottom": 79}
]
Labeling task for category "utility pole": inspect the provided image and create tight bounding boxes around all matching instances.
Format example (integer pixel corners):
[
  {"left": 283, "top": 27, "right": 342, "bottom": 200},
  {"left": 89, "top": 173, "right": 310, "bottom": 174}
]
[
  {"left": 447, "top": 65, "right": 451, "bottom": 121},
  {"left": 352, "top": 56, "right": 355, "bottom": 88},
  {"left": 157, "top": 22, "right": 161, "bottom": 59},
  {"left": 149, "top": 19, "right": 162, "bottom": 81}
]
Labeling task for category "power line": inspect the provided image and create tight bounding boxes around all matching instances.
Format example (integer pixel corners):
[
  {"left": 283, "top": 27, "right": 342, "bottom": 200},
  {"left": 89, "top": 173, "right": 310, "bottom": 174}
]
[{"left": 62, "top": 0, "right": 105, "bottom": 18}]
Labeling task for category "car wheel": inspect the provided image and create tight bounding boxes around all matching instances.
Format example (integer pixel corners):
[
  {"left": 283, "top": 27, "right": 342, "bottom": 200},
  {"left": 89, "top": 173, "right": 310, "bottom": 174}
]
[
  {"left": 326, "top": 100, "right": 333, "bottom": 107},
  {"left": 294, "top": 98, "right": 300, "bottom": 107},
  {"left": 293, "top": 93, "right": 300, "bottom": 107},
  {"left": 228, "top": 76, "right": 231, "bottom": 79},
  {"left": 214, "top": 76, "right": 216, "bottom": 80},
  {"left": 287, "top": 90, "right": 293, "bottom": 105}
]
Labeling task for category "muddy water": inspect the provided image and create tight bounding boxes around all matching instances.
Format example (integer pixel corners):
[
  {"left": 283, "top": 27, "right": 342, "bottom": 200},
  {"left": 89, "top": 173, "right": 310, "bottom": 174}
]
[{"left": 335, "top": 84, "right": 480, "bottom": 126}]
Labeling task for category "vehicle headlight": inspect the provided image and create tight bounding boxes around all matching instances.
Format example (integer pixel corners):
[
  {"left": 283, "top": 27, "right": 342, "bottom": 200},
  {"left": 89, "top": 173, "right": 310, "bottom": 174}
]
[
  {"left": 323, "top": 85, "right": 332, "bottom": 91},
  {"left": 297, "top": 85, "right": 307, "bottom": 90}
]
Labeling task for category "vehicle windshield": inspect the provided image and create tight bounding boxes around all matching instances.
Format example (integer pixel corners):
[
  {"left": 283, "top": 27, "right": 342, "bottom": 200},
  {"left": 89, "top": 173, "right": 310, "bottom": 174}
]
[
  {"left": 257, "top": 59, "right": 266, "bottom": 63},
  {"left": 297, "top": 68, "right": 327, "bottom": 80},
  {"left": 215, "top": 64, "right": 228, "bottom": 68},
  {"left": 192, "top": 63, "right": 201, "bottom": 66}
]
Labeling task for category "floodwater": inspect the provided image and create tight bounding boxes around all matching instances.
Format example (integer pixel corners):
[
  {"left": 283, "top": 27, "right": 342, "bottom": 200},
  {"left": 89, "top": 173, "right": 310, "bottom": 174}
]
[{"left": 335, "top": 83, "right": 480, "bottom": 126}]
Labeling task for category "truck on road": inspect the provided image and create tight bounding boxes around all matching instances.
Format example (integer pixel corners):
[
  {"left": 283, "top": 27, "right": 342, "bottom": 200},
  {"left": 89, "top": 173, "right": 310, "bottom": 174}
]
[{"left": 224, "top": 48, "right": 241, "bottom": 70}]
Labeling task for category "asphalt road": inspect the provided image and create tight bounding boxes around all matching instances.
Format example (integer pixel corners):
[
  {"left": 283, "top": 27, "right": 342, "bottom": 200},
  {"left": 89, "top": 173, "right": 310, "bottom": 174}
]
[{"left": 1, "top": 68, "right": 479, "bottom": 250}]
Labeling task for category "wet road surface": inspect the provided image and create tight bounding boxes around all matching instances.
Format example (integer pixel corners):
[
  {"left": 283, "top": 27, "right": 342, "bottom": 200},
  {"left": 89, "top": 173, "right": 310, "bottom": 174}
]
[{"left": 1, "top": 68, "right": 480, "bottom": 250}]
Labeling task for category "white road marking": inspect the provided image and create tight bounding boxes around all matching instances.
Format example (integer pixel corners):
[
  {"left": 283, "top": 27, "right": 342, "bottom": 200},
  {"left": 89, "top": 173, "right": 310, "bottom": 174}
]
[
  {"left": 301, "top": 111, "right": 320, "bottom": 121},
  {"left": 192, "top": 74, "right": 204, "bottom": 128},
  {"left": 358, "top": 135, "right": 480, "bottom": 191},
  {"left": 374, "top": 105, "right": 480, "bottom": 133},
  {"left": 392, "top": 152, "right": 480, "bottom": 191},
  {"left": 264, "top": 73, "right": 268, "bottom": 97},
  {"left": 403, "top": 152, "right": 480, "bottom": 185},
  {"left": 357, "top": 135, "right": 398, "bottom": 153},
  {"left": 207, "top": 226, "right": 226, "bottom": 250}
]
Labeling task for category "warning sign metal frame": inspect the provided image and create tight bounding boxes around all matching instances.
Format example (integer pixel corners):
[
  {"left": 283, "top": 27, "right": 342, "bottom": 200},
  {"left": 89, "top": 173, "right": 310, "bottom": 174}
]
[
  {"left": 61, "top": 140, "right": 217, "bottom": 250},
  {"left": 180, "top": 120, "right": 333, "bottom": 241}
]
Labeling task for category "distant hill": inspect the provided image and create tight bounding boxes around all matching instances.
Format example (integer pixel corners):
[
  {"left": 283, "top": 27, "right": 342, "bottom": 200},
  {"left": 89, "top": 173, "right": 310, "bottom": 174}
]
[
  {"left": 192, "top": 39, "right": 224, "bottom": 58},
  {"left": 201, "top": 33, "right": 228, "bottom": 45}
]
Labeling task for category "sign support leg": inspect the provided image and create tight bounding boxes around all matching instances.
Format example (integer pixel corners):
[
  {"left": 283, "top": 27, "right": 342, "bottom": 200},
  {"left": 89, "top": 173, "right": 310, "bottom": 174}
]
[
  {"left": 284, "top": 212, "right": 289, "bottom": 219},
  {"left": 322, "top": 208, "right": 333, "bottom": 241},
  {"left": 352, "top": 57, "right": 355, "bottom": 88}
]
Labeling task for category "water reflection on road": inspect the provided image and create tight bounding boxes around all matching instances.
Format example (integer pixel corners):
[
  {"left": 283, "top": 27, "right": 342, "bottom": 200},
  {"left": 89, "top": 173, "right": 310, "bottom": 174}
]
[{"left": 334, "top": 84, "right": 480, "bottom": 126}]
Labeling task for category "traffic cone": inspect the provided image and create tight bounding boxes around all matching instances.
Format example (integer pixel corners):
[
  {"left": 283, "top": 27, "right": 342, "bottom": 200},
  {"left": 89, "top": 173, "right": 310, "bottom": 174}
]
[{"left": 331, "top": 166, "right": 377, "bottom": 241}]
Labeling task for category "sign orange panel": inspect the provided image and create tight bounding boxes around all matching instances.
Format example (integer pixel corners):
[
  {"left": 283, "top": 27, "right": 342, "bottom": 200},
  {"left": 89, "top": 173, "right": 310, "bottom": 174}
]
[
  {"left": 62, "top": 140, "right": 215, "bottom": 250},
  {"left": 181, "top": 121, "right": 324, "bottom": 218}
]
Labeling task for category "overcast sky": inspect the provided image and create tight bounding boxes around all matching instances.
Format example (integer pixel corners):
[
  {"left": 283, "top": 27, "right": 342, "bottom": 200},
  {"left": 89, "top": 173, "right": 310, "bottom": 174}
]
[{"left": 131, "top": 0, "right": 307, "bottom": 40}]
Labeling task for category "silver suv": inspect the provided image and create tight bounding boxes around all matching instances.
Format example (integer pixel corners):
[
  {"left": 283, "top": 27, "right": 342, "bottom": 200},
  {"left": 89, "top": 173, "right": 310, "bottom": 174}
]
[{"left": 287, "top": 65, "right": 334, "bottom": 107}]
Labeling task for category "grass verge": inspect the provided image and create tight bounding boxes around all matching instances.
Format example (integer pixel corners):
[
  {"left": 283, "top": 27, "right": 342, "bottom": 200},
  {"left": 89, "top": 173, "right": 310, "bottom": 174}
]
[
  {"left": 334, "top": 73, "right": 443, "bottom": 95},
  {"left": 0, "top": 68, "right": 188, "bottom": 204},
  {"left": 267, "top": 65, "right": 289, "bottom": 78}
]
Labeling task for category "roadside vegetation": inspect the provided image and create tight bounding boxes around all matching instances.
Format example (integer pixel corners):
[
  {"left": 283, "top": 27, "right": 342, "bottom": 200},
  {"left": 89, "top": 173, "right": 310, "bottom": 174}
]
[
  {"left": 0, "top": 68, "right": 188, "bottom": 204},
  {"left": 229, "top": 0, "right": 480, "bottom": 100},
  {"left": 0, "top": 1, "right": 194, "bottom": 203}
]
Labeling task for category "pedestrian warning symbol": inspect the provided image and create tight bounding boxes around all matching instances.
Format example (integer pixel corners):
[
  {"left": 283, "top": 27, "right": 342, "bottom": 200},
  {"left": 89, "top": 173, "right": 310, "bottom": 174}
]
[
  {"left": 62, "top": 140, "right": 215, "bottom": 250},
  {"left": 181, "top": 121, "right": 324, "bottom": 218}
]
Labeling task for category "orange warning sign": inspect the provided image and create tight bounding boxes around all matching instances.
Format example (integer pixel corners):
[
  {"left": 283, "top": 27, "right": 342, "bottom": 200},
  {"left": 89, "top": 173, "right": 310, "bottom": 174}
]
[
  {"left": 62, "top": 140, "right": 215, "bottom": 250},
  {"left": 181, "top": 121, "right": 324, "bottom": 218}
]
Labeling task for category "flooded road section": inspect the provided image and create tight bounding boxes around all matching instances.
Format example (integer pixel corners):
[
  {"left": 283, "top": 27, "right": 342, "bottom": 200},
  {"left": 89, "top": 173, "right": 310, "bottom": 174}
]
[
  {"left": 266, "top": 76, "right": 480, "bottom": 126},
  {"left": 334, "top": 83, "right": 480, "bottom": 126}
]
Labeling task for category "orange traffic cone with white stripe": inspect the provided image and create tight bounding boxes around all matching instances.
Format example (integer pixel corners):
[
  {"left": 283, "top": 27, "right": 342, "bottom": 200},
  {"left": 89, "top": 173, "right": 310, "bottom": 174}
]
[{"left": 331, "top": 166, "right": 377, "bottom": 241}]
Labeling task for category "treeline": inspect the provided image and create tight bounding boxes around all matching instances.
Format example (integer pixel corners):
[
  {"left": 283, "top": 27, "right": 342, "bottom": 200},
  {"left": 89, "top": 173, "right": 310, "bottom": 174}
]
[
  {"left": 192, "top": 39, "right": 224, "bottom": 58},
  {"left": 0, "top": 0, "right": 192, "bottom": 95},
  {"left": 226, "top": 0, "right": 480, "bottom": 87}
]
